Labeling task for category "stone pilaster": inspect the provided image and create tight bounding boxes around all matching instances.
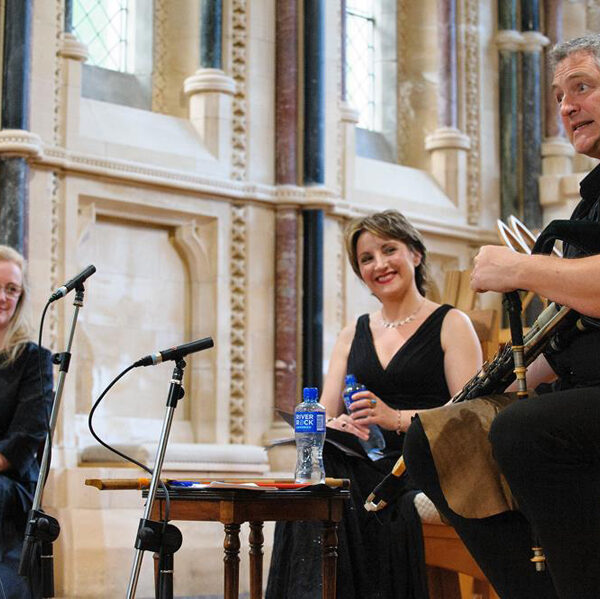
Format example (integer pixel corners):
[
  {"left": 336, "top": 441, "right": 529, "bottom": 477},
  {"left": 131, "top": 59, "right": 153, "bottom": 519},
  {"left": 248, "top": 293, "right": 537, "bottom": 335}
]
[
  {"left": 496, "top": 6, "right": 520, "bottom": 220},
  {"left": 57, "top": 32, "right": 88, "bottom": 148},
  {"left": 274, "top": 1, "right": 299, "bottom": 422},
  {"left": 542, "top": 1, "right": 572, "bottom": 180},
  {"left": 184, "top": 1, "right": 233, "bottom": 164},
  {"left": 520, "top": 2, "right": 549, "bottom": 228},
  {"left": 340, "top": 102, "right": 359, "bottom": 203},
  {"left": 426, "top": 0, "right": 470, "bottom": 210},
  {"left": 183, "top": 69, "right": 235, "bottom": 164},
  {"left": 0, "top": 0, "right": 33, "bottom": 252},
  {"left": 425, "top": 128, "right": 470, "bottom": 210}
]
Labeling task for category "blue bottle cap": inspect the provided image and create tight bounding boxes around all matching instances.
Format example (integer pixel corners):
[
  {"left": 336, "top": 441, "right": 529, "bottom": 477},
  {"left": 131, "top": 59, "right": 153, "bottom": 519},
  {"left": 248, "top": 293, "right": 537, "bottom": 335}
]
[
  {"left": 344, "top": 374, "right": 356, "bottom": 385},
  {"left": 303, "top": 387, "right": 319, "bottom": 402}
]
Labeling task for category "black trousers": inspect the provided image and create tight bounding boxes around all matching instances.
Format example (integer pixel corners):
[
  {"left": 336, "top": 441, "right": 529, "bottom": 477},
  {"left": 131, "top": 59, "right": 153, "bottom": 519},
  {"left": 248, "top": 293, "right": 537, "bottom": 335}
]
[{"left": 403, "top": 387, "right": 600, "bottom": 599}]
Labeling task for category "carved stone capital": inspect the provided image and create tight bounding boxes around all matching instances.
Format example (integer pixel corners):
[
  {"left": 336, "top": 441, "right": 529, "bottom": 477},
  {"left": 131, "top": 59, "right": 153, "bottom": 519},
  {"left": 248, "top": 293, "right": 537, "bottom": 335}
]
[
  {"left": 541, "top": 136, "right": 575, "bottom": 158},
  {"left": 495, "top": 30, "right": 523, "bottom": 52},
  {"left": 425, "top": 127, "right": 471, "bottom": 152},
  {"left": 339, "top": 101, "right": 360, "bottom": 125},
  {"left": 184, "top": 68, "right": 236, "bottom": 96},
  {"left": 58, "top": 32, "right": 89, "bottom": 62},
  {"left": 0, "top": 129, "right": 43, "bottom": 158},
  {"left": 521, "top": 31, "right": 550, "bottom": 53}
]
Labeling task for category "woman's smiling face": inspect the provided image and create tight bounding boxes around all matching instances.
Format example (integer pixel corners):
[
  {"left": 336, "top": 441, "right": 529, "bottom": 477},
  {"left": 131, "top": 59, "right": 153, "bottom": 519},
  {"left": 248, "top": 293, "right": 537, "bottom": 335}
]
[
  {"left": 0, "top": 260, "right": 23, "bottom": 335},
  {"left": 356, "top": 231, "right": 421, "bottom": 300}
]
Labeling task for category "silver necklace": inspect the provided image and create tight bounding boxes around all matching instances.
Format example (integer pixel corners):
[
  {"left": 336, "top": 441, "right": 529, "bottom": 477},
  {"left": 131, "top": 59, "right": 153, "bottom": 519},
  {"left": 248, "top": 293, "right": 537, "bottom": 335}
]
[{"left": 381, "top": 299, "right": 425, "bottom": 329}]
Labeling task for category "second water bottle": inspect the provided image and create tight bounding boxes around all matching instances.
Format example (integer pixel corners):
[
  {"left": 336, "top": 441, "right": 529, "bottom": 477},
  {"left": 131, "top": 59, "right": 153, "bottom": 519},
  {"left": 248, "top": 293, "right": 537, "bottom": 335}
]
[{"left": 343, "top": 374, "right": 386, "bottom": 461}]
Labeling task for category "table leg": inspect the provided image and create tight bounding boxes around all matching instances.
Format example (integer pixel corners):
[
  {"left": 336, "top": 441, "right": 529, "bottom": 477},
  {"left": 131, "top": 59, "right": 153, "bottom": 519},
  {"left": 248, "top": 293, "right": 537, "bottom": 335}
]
[
  {"left": 321, "top": 520, "right": 338, "bottom": 599},
  {"left": 224, "top": 523, "right": 241, "bottom": 599},
  {"left": 249, "top": 521, "right": 264, "bottom": 599}
]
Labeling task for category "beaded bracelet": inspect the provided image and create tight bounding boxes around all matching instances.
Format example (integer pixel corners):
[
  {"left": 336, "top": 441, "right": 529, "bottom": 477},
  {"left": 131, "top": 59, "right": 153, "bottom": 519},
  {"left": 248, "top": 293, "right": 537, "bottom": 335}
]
[{"left": 395, "top": 410, "right": 403, "bottom": 435}]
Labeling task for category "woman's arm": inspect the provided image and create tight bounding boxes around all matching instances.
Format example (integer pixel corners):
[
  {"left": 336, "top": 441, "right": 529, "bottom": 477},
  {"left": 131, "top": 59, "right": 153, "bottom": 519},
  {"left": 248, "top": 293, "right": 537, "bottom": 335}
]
[{"left": 441, "top": 309, "right": 484, "bottom": 396}]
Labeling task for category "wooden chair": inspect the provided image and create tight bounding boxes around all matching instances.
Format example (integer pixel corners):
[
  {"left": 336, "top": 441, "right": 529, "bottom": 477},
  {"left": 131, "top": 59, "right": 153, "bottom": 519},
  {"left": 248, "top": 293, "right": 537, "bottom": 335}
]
[
  {"left": 422, "top": 279, "right": 502, "bottom": 597},
  {"left": 422, "top": 522, "right": 499, "bottom": 599}
]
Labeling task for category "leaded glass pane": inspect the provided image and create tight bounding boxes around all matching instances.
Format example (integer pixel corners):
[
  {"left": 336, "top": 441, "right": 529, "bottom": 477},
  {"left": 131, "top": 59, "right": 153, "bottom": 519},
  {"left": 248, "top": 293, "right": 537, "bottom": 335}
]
[
  {"left": 346, "top": 0, "right": 375, "bottom": 130},
  {"left": 73, "top": 0, "right": 131, "bottom": 72}
]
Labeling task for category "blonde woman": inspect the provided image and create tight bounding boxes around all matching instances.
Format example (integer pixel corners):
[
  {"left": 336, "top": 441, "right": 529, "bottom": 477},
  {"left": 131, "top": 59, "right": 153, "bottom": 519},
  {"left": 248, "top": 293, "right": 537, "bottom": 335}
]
[{"left": 0, "top": 245, "right": 53, "bottom": 598}]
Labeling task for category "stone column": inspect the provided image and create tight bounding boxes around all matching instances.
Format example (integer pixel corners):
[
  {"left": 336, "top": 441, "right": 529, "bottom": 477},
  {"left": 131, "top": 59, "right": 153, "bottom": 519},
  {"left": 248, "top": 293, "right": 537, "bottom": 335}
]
[
  {"left": 183, "top": 0, "right": 235, "bottom": 164},
  {"left": 302, "top": 0, "right": 325, "bottom": 391},
  {"left": 496, "top": 0, "right": 520, "bottom": 220},
  {"left": 57, "top": 1, "right": 88, "bottom": 148},
  {"left": 520, "top": 0, "right": 548, "bottom": 228},
  {"left": 275, "top": 0, "right": 300, "bottom": 416},
  {"left": 541, "top": 0, "right": 572, "bottom": 176},
  {"left": 0, "top": 0, "right": 34, "bottom": 252},
  {"left": 425, "top": 0, "right": 470, "bottom": 211},
  {"left": 339, "top": 0, "right": 360, "bottom": 202},
  {"left": 340, "top": 103, "right": 360, "bottom": 202}
]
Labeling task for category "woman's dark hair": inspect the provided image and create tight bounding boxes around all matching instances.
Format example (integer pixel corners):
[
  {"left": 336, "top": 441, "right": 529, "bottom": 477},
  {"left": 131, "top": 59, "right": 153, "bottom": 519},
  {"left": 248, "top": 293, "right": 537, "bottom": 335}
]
[{"left": 344, "top": 210, "right": 429, "bottom": 295}]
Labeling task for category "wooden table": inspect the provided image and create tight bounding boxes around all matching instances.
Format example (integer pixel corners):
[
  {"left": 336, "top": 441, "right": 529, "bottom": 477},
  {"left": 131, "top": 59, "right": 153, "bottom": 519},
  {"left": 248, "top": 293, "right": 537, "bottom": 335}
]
[{"left": 148, "top": 485, "right": 349, "bottom": 599}]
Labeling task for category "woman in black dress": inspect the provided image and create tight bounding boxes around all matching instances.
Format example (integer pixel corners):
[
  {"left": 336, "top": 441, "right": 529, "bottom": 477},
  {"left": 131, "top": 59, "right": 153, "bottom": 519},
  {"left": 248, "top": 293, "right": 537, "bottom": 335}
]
[
  {"left": 0, "top": 245, "right": 53, "bottom": 598},
  {"left": 266, "top": 210, "right": 482, "bottom": 598}
]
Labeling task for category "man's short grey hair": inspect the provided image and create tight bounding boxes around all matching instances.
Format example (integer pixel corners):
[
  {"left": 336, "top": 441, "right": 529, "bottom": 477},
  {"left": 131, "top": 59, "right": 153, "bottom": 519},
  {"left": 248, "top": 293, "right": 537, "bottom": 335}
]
[{"left": 549, "top": 34, "right": 600, "bottom": 71}]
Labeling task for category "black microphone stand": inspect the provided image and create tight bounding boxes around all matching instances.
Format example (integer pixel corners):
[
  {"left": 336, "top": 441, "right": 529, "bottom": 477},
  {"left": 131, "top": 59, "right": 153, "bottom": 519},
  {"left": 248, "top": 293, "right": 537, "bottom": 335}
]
[
  {"left": 126, "top": 359, "right": 185, "bottom": 599},
  {"left": 19, "top": 285, "right": 87, "bottom": 597}
]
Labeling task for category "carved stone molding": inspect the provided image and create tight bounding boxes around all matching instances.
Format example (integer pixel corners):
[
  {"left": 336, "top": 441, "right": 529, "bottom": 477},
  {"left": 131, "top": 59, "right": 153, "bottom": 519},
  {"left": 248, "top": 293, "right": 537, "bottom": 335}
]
[
  {"left": 183, "top": 68, "right": 236, "bottom": 96},
  {"left": 173, "top": 219, "right": 219, "bottom": 441},
  {"left": 495, "top": 29, "right": 549, "bottom": 53},
  {"left": 152, "top": 0, "right": 168, "bottom": 113},
  {"left": 464, "top": 0, "right": 481, "bottom": 225},
  {"left": 0, "top": 130, "right": 42, "bottom": 158},
  {"left": 521, "top": 31, "right": 550, "bottom": 53},
  {"left": 229, "top": 204, "right": 247, "bottom": 443},
  {"left": 340, "top": 102, "right": 360, "bottom": 124},
  {"left": 231, "top": 0, "right": 248, "bottom": 181},
  {"left": 397, "top": 1, "right": 409, "bottom": 164},
  {"left": 50, "top": 0, "right": 66, "bottom": 350},
  {"left": 424, "top": 127, "right": 470, "bottom": 151},
  {"left": 58, "top": 32, "right": 88, "bottom": 62},
  {"left": 48, "top": 171, "right": 62, "bottom": 349},
  {"left": 495, "top": 29, "right": 523, "bottom": 52}
]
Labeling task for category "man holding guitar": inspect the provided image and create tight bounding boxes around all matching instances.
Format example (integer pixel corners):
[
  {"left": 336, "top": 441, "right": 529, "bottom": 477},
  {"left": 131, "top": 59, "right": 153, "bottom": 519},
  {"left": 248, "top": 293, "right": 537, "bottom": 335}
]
[{"left": 402, "top": 35, "right": 600, "bottom": 599}]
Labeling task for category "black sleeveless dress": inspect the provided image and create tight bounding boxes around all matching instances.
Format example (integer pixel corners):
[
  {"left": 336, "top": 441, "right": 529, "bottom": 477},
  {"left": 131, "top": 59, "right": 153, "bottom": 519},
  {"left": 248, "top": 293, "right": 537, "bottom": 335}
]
[{"left": 266, "top": 305, "right": 453, "bottom": 599}]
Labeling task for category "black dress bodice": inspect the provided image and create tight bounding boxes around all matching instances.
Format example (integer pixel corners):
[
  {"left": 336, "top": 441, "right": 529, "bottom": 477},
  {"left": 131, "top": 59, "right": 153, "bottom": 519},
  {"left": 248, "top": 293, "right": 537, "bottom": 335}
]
[{"left": 347, "top": 305, "right": 452, "bottom": 452}]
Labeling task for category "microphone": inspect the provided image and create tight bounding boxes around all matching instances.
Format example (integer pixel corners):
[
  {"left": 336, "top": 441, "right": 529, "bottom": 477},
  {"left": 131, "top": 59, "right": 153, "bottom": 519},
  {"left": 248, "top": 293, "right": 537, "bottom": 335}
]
[
  {"left": 134, "top": 337, "right": 214, "bottom": 367},
  {"left": 49, "top": 265, "right": 96, "bottom": 302}
]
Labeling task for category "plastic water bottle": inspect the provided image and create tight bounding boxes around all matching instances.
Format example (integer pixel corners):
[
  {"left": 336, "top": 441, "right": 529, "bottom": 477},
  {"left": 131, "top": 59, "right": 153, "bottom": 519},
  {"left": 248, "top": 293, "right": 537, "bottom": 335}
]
[
  {"left": 343, "top": 374, "right": 386, "bottom": 461},
  {"left": 294, "top": 387, "right": 326, "bottom": 483}
]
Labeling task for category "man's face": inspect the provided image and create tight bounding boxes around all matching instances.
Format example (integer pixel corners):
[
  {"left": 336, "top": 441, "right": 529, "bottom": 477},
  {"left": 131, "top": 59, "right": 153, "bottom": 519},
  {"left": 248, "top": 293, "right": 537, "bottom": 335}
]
[{"left": 553, "top": 52, "right": 600, "bottom": 159}]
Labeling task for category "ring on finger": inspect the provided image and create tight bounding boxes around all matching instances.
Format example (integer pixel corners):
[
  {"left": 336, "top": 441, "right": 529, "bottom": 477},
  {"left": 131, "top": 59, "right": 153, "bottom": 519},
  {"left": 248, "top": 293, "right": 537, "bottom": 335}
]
[{"left": 370, "top": 398, "right": 377, "bottom": 406}]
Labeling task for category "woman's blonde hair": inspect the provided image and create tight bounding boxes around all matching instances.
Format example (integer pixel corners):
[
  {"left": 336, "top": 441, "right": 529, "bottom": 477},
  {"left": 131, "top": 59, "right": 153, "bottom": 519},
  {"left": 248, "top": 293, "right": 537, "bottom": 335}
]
[
  {"left": 0, "top": 245, "right": 33, "bottom": 364},
  {"left": 344, "top": 210, "right": 429, "bottom": 295}
]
